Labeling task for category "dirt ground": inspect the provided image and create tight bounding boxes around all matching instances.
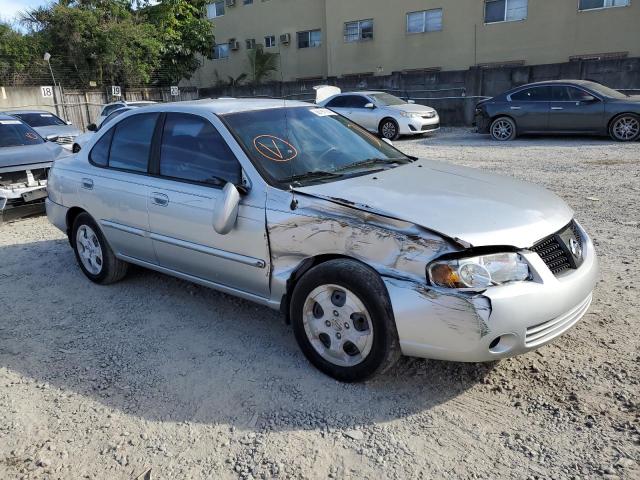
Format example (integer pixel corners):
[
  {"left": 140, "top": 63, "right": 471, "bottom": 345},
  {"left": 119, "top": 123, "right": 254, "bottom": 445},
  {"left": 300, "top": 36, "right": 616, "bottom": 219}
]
[{"left": 0, "top": 129, "right": 638, "bottom": 480}]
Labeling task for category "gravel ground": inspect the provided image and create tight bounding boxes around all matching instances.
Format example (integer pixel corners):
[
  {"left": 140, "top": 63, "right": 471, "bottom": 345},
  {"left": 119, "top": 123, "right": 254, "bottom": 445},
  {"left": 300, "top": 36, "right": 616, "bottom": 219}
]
[{"left": 0, "top": 128, "right": 638, "bottom": 480}]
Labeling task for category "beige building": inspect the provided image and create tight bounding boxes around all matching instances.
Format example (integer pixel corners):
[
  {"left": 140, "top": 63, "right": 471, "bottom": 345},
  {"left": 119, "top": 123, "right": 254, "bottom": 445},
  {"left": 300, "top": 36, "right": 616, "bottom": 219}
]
[{"left": 186, "top": 0, "right": 640, "bottom": 87}]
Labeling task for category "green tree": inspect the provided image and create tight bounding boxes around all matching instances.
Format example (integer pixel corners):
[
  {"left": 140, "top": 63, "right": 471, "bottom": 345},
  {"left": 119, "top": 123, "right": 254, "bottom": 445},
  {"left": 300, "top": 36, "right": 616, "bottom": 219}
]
[{"left": 247, "top": 46, "right": 279, "bottom": 85}]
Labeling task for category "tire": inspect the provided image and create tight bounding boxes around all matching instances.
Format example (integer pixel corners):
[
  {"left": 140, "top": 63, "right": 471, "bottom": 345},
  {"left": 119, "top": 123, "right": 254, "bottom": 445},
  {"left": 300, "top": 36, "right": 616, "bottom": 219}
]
[
  {"left": 609, "top": 113, "right": 640, "bottom": 142},
  {"left": 490, "top": 116, "right": 517, "bottom": 141},
  {"left": 71, "top": 212, "right": 128, "bottom": 284},
  {"left": 290, "top": 259, "right": 401, "bottom": 382},
  {"left": 379, "top": 118, "right": 400, "bottom": 141}
]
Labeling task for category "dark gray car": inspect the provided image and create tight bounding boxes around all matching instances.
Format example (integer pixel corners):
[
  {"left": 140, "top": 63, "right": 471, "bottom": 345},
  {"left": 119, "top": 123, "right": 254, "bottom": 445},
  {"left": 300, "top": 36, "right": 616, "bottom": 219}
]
[{"left": 475, "top": 80, "right": 640, "bottom": 142}]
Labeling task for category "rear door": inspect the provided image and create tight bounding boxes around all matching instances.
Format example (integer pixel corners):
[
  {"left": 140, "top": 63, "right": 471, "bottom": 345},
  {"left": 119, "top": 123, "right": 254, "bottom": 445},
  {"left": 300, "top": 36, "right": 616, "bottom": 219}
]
[
  {"left": 145, "top": 112, "right": 270, "bottom": 297},
  {"left": 548, "top": 86, "right": 605, "bottom": 133},
  {"left": 79, "top": 112, "right": 159, "bottom": 263},
  {"left": 507, "top": 86, "right": 552, "bottom": 133}
]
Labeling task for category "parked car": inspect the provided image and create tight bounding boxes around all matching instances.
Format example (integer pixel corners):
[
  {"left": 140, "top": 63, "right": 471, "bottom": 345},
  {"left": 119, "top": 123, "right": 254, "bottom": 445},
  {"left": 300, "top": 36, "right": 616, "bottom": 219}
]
[
  {"left": 96, "top": 101, "right": 157, "bottom": 127},
  {"left": 0, "top": 114, "right": 67, "bottom": 222},
  {"left": 2, "top": 110, "right": 82, "bottom": 150},
  {"left": 46, "top": 99, "right": 598, "bottom": 381},
  {"left": 72, "top": 107, "right": 134, "bottom": 152},
  {"left": 315, "top": 86, "right": 439, "bottom": 140},
  {"left": 475, "top": 80, "right": 640, "bottom": 142}
]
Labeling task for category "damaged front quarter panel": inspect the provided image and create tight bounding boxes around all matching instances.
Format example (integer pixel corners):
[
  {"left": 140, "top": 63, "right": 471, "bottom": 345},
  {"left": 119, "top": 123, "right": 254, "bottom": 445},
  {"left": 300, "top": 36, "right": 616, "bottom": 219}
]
[{"left": 266, "top": 187, "right": 494, "bottom": 357}]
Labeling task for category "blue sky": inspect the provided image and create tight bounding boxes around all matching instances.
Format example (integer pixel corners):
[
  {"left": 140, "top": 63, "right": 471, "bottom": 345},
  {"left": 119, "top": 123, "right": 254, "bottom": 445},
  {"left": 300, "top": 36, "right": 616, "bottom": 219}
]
[{"left": 0, "top": 0, "right": 51, "bottom": 22}]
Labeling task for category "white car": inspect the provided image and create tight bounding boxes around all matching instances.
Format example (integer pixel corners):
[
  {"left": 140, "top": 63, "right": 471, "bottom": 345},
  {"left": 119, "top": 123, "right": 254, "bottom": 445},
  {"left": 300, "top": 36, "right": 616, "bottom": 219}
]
[
  {"left": 96, "top": 101, "right": 157, "bottom": 127},
  {"left": 315, "top": 86, "right": 439, "bottom": 140}
]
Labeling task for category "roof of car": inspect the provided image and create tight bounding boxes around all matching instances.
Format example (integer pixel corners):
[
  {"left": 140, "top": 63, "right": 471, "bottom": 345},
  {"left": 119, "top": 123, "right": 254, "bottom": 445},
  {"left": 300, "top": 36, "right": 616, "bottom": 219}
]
[
  {"left": 514, "top": 79, "right": 596, "bottom": 88},
  {"left": 1, "top": 110, "right": 55, "bottom": 115},
  {"left": 132, "top": 98, "right": 312, "bottom": 115},
  {"left": 0, "top": 113, "right": 25, "bottom": 121}
]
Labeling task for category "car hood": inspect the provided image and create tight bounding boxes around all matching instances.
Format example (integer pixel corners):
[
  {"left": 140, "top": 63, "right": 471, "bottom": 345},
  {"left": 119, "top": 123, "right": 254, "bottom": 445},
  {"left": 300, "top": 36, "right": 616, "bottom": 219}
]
[
  {"left": 0, "top": 141, "right": 63, "bottom": 171},
  {"left": 386, "top": 104, "right": 436, "bottom": 114},
  {"left": 33, "top": 125, "right": 83, "bottom": 138},
  {"left": 296, "top": 159, "right": 573, "bottom": 249}
]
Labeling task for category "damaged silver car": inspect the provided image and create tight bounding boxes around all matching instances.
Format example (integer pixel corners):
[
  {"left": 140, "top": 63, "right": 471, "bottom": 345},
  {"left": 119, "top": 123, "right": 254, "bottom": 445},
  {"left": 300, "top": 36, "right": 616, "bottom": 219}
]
[
  {"left": 1, "top": 114, "right": 65, "bottom": 223},
  {"left": 46, "top": 100, "right": 598, "bottom": 381}
]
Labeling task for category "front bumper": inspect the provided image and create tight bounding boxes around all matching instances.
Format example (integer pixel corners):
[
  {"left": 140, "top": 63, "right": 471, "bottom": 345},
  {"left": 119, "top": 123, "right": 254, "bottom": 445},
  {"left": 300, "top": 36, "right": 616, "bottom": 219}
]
[
  {"left": 475, "top": 113, "right": 491, "bottom": 133},
  {"left": 384, "top": 224, "right": 598, "bottom": 362},
  {"left": 398, "top": 115, "right": 440, "bottom": 135},
  {"left": 0, "top": 183, "right": 48, "bottom": 223}
]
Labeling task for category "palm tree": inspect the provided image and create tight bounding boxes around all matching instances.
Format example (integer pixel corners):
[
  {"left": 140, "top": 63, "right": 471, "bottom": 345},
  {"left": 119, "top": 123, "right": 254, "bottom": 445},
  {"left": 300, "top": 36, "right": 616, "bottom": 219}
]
[{"left": 247, "top": 46, "right": 278, "bottom": 85}]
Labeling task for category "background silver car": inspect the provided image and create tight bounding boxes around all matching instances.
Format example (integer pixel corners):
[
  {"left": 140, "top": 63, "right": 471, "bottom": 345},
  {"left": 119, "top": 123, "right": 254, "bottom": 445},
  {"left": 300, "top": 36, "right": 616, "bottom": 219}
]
[
  {"left": 315, "top": 86, "right": 440, "bottom": 140},
  {"left": 46, "top": 100, "right": 597, "bottom": 382},
  {"left": 3, "top": 110, "right": 82, "bottom": 150}
]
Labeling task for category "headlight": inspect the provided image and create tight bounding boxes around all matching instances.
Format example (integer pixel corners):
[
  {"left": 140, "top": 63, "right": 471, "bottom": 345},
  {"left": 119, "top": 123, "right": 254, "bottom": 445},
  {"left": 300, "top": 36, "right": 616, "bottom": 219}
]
[{"left": 427, "top": 253, "right": 530, "bottom": 289}]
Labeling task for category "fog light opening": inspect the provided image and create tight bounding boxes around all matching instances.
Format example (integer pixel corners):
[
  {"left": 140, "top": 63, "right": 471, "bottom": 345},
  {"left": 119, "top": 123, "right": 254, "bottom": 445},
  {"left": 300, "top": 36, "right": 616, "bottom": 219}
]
[{"left": 488, "top": 333, "right": 518, "bottom": 354}]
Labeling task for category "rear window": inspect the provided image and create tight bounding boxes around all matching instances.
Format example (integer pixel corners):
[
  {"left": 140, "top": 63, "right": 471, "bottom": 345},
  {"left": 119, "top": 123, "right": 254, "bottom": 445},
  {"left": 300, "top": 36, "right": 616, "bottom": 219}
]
[{"left": 0, "top": 119, "right": 44, "bottom": 147}]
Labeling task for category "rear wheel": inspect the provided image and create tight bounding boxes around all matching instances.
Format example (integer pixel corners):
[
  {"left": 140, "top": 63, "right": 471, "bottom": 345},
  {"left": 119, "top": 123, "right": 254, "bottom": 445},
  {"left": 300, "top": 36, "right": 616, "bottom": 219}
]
[
  {"left": 379, "top": 118, "right": 400, "bottom": 140},
  {"left": 490, "top": 117, "right": 517, "bottom": 141},
  {"left": 290, "top": 259, "right": 401, "bottom": 382},
  {"left": 72, "top": 212, "right": 128, "bottom": 284},
  {"left": 609, "top": 114, "right": 640, "bottom": 142}
]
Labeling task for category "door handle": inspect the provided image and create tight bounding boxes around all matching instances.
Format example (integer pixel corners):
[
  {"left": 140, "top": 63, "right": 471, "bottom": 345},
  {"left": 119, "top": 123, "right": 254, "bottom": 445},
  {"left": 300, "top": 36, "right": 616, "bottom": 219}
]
[
  {"left": 551, "top": 107, "right": 564, "bottom": 110},
  {"left": 151, "top": 192, "right": 169, "bottom": 207},
  {"left": 510, "top": 106, "right": 521, "bottom": 110},
  {"left": 81, "top": 178, "right": 93, "bottom": 190}
]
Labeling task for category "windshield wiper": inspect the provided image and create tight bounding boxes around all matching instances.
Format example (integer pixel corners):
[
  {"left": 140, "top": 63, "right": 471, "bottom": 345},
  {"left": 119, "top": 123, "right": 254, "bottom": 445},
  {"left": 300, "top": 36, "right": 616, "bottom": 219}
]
[
  {"left": 333, "top": 158, "right": 406, "bottom": 172},
  {"left": 281, "top": 170, "right": 344, "bottom": 185}
]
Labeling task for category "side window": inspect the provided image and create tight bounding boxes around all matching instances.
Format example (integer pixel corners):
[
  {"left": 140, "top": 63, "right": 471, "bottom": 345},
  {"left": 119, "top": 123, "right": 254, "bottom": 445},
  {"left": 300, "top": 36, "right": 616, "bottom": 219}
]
[
  {"left": 326, "top": 96, "right": 346, "bottom": 108},
  {"left": 102, "top": 104, "right": 122, "bottom": 117},
  {"left": 350, "top": 96, "right": 370, "bottom": 108},
  {"left": 159, "top": 113, "right": 240, "bottom": 186},
  {"left": 511, "top": 87, "right": 551, "bottom": 101},
  {"left": 109, "top": 113, "right": 159, "bottom": 172},
  {"left": 567, "top": 87, "right": 595, "bottom": 102},
  {"left": 89, "top": 128, "right": 114, "bottom": 167},
  {"left": 552, "top": 86, "right": 572, "bottom": 101}
]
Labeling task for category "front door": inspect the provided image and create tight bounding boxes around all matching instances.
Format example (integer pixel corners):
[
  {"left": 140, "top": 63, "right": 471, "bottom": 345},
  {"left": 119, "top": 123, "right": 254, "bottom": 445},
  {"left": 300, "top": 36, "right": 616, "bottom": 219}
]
[
  {"left": 146, "top": 112, "right": 270, "bottom": 297},
  {"left": 507, "top": 86, "right": 552, "bottom": 133},
  {"left": 548, "top": 86, "right": 605, "bottom": 133}
]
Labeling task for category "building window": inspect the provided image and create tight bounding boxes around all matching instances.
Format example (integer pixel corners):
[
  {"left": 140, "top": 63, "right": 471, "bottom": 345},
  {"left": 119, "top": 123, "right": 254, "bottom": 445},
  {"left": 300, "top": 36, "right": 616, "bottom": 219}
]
[
  {"left": 213, "top": 43, "right": 229, "bottom": 59},
  {"left": 245, "top": 38, "right": 256, "bottom": 49},
  {"left": 579, "top": 0, "right": 629, "bottom": 10},
  {"left": 206, "top": 1, "right": 225, "bottom": 19},
  {"left": 344, "top": 19, "right": 374, "bottom": 42},
  {"left": 406, "top": 9, "right": 443, "bottom": 34},
  {"left": 265, "top": 35, "right": 276, "bottom": 48},
  {"left": 484, "top": 0, "right": 528, "bottom": 23},
  {"left": 297, "top": 29, "right": 322, "bottom": 49}
]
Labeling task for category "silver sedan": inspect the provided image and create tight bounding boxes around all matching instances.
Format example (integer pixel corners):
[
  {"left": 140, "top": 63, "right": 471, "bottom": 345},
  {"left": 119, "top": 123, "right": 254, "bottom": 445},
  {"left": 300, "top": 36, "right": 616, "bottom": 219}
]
[
  {"left": 46, "top": 100, "right": 597, "bottom": 381},
  {"left": 315, "top": 87, "right": 440, "bottom": 140}
]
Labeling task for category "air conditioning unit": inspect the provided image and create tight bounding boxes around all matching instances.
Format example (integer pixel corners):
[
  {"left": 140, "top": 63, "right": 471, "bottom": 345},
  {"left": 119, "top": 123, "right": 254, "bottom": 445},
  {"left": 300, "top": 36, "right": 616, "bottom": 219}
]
[
  {"left": 279, "top": 33, "right": 291, "bottom": 45},
  {"left": 226, "top": 0, "right": 235, "bottom": 7},
  {"left": 229, "top": 40, "right": 240, "bottom": 51}
]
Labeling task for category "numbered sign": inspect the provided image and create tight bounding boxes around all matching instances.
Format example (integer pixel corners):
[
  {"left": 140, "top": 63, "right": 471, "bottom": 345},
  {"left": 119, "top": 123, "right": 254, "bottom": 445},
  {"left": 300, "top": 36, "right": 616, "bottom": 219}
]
[
  {"left": 170, "top": 86, "right": 180, "bottom": 96},
  {"left": 41, "top": 86, "right": 54, "bottom": 98},
  {"left": 111, "top": 86, "right": 122, "bottom": 97}
]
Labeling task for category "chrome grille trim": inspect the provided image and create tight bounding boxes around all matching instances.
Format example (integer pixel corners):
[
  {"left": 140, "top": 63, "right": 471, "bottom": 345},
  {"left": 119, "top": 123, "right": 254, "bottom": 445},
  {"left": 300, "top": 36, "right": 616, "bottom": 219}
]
[{"left": 525, "top": 293, "right": 592, "bottom": 347}]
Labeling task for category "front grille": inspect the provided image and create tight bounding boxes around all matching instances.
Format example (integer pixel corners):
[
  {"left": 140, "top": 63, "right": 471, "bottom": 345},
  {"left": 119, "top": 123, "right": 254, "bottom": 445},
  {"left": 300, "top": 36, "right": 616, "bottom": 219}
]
[
  {"left": 56, "top": 136, "right": 75, "bottom": 145},
  {"left": 421, "top": 123, "right": 440, "bottom": 131},
  {"left": 525, "top": 294, "right": 592, "bottom": 347},
  {"left": 530, "top": 221, "right": 582, "bottom": 275}
]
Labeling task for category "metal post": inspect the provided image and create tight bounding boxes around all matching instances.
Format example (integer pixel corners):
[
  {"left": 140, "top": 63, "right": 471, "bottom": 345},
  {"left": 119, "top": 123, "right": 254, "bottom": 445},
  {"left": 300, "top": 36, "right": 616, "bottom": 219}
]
[{"left": 44, "top": 53, "right": 62, "bottom": 118}]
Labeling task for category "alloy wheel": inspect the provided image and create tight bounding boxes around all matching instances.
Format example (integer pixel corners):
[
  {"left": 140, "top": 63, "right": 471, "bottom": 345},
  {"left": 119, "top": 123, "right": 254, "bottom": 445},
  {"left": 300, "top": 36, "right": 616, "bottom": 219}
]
[
  {"left": 76, "top": 225, "right": 103, "bottom": 275},
  {"left": 302, "top": 284, "right": 374, "bottom": 367},
  {"left": 381, "top": 121, "right": 397, "bottom": 139},
  {"left": 612, "top": 116, "right": 640, "bottom": 141},
  {"left": 491, "top": 119, "right": 514, "bottom": 140}
]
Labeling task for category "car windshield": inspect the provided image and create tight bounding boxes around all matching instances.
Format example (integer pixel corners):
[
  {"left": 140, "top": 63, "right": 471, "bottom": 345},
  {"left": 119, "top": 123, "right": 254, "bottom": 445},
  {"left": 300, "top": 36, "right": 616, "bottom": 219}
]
[
  {"left": 583, "top": 82, "right": 628, "bottom": 99},
  {"left": 14, "top": 112, "right": 67, "bottom": 127},
  {"left": 0, "top": 119, "right": 44, "bottom": 147},
  {"left": 369, "top": 93, "right": 407, "bottom": 106},
  {"left": 223, "top": 106, "right": 410, "bottom": 187}
]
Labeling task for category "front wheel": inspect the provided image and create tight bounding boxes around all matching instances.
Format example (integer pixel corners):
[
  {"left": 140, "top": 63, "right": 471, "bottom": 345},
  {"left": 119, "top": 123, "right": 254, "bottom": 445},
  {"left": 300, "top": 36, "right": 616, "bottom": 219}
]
[
  {"left": 290, "top": 259, "right": 401, "bottom": 382},
  {"left": 379, "top": 118, "right": 400, "bottom": 140},
  {"left": 490, "top": 117, "right": 517, "bottom": 141},
  {"left": 609, "top": 114, "right": 640, "bottom": 142}
]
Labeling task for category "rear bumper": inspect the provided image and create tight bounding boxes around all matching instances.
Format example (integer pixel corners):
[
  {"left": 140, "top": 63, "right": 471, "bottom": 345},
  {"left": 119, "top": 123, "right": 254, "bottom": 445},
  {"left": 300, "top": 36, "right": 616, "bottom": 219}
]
[
  {"left": 45, "top": 197, "right": 69, "bottom": 233},
  {"left": 384, "top": 223, "right": 598, "bottom": 362}
]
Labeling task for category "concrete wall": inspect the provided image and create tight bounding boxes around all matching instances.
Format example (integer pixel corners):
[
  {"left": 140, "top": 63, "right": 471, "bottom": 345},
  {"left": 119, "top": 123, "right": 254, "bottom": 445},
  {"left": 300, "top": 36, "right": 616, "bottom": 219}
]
[{"left": 191, "top": 0, "right": 640, "bottom": 86}]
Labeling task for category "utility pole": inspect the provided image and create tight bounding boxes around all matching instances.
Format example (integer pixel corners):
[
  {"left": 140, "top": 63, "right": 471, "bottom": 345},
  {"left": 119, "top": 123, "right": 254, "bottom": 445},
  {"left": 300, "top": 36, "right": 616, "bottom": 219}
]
[{"left": 44, "top": 52, "right": 62, "bottom": 118}]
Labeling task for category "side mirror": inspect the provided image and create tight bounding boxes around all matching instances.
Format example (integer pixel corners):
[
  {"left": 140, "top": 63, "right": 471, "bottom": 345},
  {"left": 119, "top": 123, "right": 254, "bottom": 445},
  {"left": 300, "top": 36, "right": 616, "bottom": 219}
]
[
  {"left": 580, "top": 95, "right": 596, "bottom": 103},
  {"left": 382, "top": 138, "right": 394, "bottom": 146},
  {"left": 87, "top": 123, "right": 97, "bottom": 132},
  {"left": 46, "top": 134, "right": 59, "bottom": 143},
  {"left": 407, "top": 99, "right": 416, "bottom": 104},
  {"left": 213, "top": 182, "right": 241, "bottom": 235},
  {"left": 364, "top": 103, "right": 375, "bottom": 109},
  {"left": 66, "top": 120, "right": 73, "bottom": 125}
]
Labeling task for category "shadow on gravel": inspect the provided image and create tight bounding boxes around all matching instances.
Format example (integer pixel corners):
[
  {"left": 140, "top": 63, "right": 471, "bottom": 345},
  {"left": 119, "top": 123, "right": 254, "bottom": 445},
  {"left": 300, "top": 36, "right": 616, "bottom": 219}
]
[{"left": 0, "top": 239, "right": 496, "bottom": 432}]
